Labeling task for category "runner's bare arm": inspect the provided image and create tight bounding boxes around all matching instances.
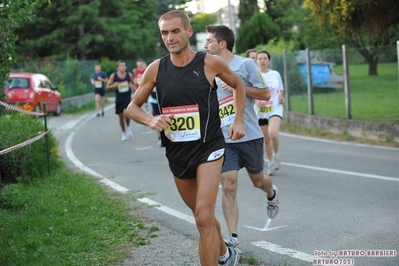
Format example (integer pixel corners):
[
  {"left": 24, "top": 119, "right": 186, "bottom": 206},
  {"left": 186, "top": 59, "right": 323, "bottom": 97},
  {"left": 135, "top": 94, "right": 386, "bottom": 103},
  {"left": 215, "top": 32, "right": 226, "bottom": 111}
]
[
  {"left": 125, "top": 60, "right": 172, "bottom": 131},
  {"left": 106, "top": 73, "right": 117, "bottom": 89},
  {"left": 128, "top": 73, "right": 135, "bottom": 90},
  {"left": 246, "top": 86, "right": 270, "bottom": 101},
  {"left": 204, "top": 54, "right": 246, "bottom": 140}
]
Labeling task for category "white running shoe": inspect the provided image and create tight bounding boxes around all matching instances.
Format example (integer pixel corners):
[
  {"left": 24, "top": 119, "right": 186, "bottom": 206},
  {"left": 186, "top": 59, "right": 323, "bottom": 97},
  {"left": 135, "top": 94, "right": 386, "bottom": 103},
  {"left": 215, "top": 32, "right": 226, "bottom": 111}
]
[
  {"left": 267, "top": 185, "right": 279, "bottom": 218},
  {"left": 218, "top": 246, "right": 240, "bottom": 266},
  {"left": 266, "top": 162, "right": 275, "bottom": 176},
  {"left": 224, "top": 235, "right": 240, "bottom": 249},
  {"left": 274, "top": 158, "right": 281, "bottom": 170},
  {"left": 121, "top": 132, "right": 128, "bottom": 141}
]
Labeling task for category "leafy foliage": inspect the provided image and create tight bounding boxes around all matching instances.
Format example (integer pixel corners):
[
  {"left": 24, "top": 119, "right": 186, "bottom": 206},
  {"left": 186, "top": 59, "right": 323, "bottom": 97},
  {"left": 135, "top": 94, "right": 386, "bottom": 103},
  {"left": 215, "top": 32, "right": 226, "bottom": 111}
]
[
  {"left": 20, "top": 57, "right": 95, "bottom": 98},
  {"left": 15, "top": 0, "right": 159, "bottom": 61},
  {"left": 154, "top": 0, "right": 192, "bottom": 16},
  {"left": 238, "top": 0, "right": 259, "bottom": 23},
  {"left": 0, "top": 112, "right": 60, "bottom": 184},
  {"left": 304, "top": 0, "right": 399, "bottom": 75},
  {"left": 263, "top": 0, "right": 304, "bottom": 43},
  {"left": 190, "top": 13, "right": 218, "bottom": 43},
  {"left": 236, "top": 13, "right": 280, "bottom": 53},
  {"left": 0, "top": 0, "right": 48, "bottom": 100}
]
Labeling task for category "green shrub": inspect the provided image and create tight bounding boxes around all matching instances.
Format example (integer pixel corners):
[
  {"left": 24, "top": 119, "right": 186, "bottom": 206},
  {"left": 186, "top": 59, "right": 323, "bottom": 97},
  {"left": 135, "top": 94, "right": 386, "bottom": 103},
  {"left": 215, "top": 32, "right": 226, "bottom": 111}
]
[
  {"left": 99, "top": 57, "right": 117, "bottom": 77},
  {"left": 0, "top": 183, "right": 26, "bottom": 209},
  {"left": 19, "top": 58, "right": 97, "bottom": 98},
  {"left": 0, "top": 112, "right": 60, "bottom": 184}
]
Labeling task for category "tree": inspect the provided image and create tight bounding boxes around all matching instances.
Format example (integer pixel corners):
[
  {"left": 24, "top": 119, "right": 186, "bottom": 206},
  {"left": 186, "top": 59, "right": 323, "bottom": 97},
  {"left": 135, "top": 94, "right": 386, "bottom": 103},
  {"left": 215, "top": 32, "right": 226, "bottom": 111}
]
[
  {"left": 190, "top": 13, "right": 218, "bottom": 44},
  {"left": 263, "top": 0, "right": 304, "bottom": 43},
  {"left": 0, "top": 0, "right": 48, "bottom": 98},
  {"left": 304, "top": 0, "right": 399, "bottom": 75},
  {"left": 298, "top": 8, "right": 341, "bottom": 50},
  {"left": 238, "top": 0, "right": 259, "bottom": 24},
  {"left": 236, "top": 12, "right": 280, "bottom": 53},
  {"left": 15, "top": 0, "right": 158, "bottom": 61},
  {"left": 154, "top": 0, "right": 191, "bottom": 16}
]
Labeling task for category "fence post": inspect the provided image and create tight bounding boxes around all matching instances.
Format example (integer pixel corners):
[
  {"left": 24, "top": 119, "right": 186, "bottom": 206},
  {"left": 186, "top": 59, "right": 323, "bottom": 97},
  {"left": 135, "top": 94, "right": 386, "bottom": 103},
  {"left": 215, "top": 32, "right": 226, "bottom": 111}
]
[
  {"left": 306, "top": 48, "right": 314, "bottom": 115},
  {"left": 342, "top": 45, "right": 352, "bottom": 119},
  {"left": 283, "top": 50, "right": 290, "bottom": 111},
  {"left": 43, "top": 103, "right": 51, "bottom": 175},
  {"left": 397, "top": 40, "right": 399, "bottom": 94}
]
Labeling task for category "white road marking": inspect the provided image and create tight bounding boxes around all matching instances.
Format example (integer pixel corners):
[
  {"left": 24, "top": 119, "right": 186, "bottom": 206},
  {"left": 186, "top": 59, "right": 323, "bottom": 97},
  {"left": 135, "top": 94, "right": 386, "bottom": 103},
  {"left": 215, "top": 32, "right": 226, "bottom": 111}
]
[
  {"left": 244, "top": 218, "right": 287, "bottom": 231},
  {"left": 138, "top": 197, "right": 196, "bottom": 224},
  {"left": 141, "top": 130, "right": 154, "bottom": 135},
  {"left": 280, "top": 132, "right": 399, "bottom": 151},
  {"left": 135, "top": 146, "right": 153, "bottom": 151},
  {"left": 61, "top": 108, "right": 396, "bottom": 264},
  {"left": 251, "top": 240, "right": 316, "bottom": 262},
  {"left": 283, "top": 162, "right": 399, "bottom": 182},
  {"left": 64, "top": 106, "right": 129, "bottom": 194}
]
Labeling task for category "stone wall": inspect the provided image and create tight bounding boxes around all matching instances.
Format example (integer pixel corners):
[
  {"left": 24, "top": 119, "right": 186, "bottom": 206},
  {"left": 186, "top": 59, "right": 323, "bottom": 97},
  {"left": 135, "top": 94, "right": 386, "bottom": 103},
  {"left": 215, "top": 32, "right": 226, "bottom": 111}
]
[{"left": 283, "top": 111, "right": 399, "bottom": 144}]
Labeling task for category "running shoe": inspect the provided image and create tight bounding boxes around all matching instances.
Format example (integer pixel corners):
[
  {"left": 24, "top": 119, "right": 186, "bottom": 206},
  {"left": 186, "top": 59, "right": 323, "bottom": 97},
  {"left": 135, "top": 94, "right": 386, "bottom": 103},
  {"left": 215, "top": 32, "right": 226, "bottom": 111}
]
[
  {"left": 101, "top": 110, "right": 104, "bottom": 116},
  {"left": 121, "top": 132, "right": 128, "bottom": 141},
  {"left": 267, "top": 185, "right": 279, "bottom": 218},
  {"left": 266, "top": 162, "right": 275, "bottom": 176},
  {"left": 218, "top": 246, "right": 240, "bottom": 266},
  {"left": 126, "top": 126, "right": 133, "bottom": 138},
  {"left": 224, "top": 235, "right": 240, "bottom": 249},
  {"left": 274, "top": 158, "right": 281, "bottom": 170}
]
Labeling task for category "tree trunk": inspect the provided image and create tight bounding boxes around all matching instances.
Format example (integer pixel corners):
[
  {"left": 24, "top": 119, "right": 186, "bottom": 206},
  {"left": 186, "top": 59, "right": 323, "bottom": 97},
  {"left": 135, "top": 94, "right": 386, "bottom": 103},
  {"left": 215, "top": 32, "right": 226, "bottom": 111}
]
[
  {"left": 368, "top": 58, "right": 378, "bottom": 76},
  {"left": 355, "top": 46, "right": 379, "bottom": 76}
]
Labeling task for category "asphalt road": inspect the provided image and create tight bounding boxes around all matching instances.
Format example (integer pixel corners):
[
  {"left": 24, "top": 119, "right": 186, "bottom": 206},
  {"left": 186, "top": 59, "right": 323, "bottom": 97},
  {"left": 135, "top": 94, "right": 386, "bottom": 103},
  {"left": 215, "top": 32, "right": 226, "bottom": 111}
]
[{"left": 49, "top": 104, "right": 399, "bottom": 266}]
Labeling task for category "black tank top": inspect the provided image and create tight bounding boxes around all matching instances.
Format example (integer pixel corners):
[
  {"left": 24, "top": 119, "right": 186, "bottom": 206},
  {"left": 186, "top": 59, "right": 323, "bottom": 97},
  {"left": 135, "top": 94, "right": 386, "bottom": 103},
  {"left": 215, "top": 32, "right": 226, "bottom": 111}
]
[
  {"left": 156, "top": 52, "right": 223, "bottom": 145},
  {"left": 113, "top": 72, "right": 132, "bottom": 102}
]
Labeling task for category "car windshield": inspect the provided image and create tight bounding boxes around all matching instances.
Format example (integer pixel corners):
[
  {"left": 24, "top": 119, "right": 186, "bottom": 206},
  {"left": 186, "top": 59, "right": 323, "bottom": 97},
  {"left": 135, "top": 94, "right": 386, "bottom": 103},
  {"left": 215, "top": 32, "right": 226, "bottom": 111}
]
[{"left": 5, "top": 78, "right": 30, "bottom": 89}]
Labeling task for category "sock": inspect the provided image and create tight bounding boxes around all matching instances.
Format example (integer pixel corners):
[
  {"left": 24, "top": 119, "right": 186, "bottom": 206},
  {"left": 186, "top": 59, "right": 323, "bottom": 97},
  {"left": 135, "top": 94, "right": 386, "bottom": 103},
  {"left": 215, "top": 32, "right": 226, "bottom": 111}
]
[
  {"left": 231, "top": 233, "right": 238, "bottom": 238},
  {"left": 274, "top": 153, "right": 279, "bottom": 159},
  {"left": 267, "top": 189, "right": 276, "bottom": 201},
  {"left": 219, "top": 247, "right": 230, "bottom": 263}
]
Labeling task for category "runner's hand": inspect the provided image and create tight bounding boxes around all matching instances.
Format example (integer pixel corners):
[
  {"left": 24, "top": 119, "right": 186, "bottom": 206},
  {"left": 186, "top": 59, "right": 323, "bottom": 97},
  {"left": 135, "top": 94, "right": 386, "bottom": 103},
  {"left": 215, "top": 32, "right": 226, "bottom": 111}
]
[
  {"left": 228, "top": 121, "right": 245, "bottom": 140},
  {"left": 149, "top": 114, "right": 173, "bottom": 131}
]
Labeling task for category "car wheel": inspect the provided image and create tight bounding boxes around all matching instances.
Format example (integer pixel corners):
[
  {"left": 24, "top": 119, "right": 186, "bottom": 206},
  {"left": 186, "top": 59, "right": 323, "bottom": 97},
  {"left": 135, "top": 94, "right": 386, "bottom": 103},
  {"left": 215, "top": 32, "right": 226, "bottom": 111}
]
[{"left": 54, "top": 102, "right": 62, "bottom": 116}]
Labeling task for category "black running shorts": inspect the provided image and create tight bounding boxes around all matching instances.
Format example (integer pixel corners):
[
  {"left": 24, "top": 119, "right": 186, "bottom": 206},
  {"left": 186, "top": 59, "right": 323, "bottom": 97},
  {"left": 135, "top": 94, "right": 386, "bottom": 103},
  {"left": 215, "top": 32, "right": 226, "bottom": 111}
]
[
  {"left": 94, "top": 89, "right": 105, "bottom": 96},
  {"left": 115, "top": 101, "right": 130, "bottom": 114},
  {"left": 165, "top": 136, "right": 225, "bottom": 179}
]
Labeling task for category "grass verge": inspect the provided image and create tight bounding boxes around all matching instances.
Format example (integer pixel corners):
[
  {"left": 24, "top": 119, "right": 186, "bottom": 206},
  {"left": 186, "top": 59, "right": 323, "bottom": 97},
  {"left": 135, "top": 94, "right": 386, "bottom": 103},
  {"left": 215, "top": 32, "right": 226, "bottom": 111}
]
[
  {"left": 0, "top": 164, "right": 159, "bottom": 266},
  {"left": 64, "top": 97, "right": 111, "bottom": 115},
  {"left": 289, "top": 63, "right": 399, "bottom": 123}
]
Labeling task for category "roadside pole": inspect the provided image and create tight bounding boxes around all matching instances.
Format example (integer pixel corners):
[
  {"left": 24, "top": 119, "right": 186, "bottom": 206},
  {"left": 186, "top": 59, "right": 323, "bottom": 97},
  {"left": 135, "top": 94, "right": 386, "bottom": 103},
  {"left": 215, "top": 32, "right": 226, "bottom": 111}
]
[
  {"left": 43, "top": 103, "right": 50, "bottom": 175},
  {"left": 342, "top": 44, "right": 352, "bottom": 119}
]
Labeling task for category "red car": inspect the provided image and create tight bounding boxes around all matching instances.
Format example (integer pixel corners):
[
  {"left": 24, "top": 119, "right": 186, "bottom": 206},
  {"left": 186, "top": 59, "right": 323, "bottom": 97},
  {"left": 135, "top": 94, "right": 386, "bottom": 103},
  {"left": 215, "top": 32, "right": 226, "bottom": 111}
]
[{"left": 4, "top": 72, "right": 62, "bottom": 116}]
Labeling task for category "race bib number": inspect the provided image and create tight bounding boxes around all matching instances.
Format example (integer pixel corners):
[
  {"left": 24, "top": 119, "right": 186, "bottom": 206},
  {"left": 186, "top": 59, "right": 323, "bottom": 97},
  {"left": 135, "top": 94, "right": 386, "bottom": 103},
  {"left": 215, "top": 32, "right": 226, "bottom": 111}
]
[
  {"left": 257, "top": 101, "right": 273, "bottom": 118},
  {"left": 258, "top": 105, "right": 273, "bottom": 113},
  {"left": 162, "top": 105, "right": 201, "bottom": 142},
  {"left": 219, "top": 95, "right": 235, "bottom": 127},
  {"left": 118, "top": 81, "right": 129, "bottom": 93},
  {"left": 94, "top": 81, "right": 102, "bottom": 88}
]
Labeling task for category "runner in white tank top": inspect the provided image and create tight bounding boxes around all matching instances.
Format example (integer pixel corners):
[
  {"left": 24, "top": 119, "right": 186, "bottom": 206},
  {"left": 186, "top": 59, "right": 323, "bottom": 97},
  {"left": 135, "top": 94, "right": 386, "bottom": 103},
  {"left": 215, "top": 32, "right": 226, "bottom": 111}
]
[{"left": 255, "top": 50, "right": 285, "bottom": 176}]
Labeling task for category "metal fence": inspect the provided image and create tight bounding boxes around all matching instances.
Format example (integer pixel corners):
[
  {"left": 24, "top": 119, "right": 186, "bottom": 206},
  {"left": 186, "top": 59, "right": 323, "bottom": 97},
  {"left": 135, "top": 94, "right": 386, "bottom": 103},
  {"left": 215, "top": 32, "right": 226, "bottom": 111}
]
[
  {"left": 11, "top": 57, "right": 155, "bottom": 99},
  {"left": 8, "top": 45, "right": 398, "bottom": 123},
  {"left": 269, "top": 43, "right": 399, "bottom": 123}
]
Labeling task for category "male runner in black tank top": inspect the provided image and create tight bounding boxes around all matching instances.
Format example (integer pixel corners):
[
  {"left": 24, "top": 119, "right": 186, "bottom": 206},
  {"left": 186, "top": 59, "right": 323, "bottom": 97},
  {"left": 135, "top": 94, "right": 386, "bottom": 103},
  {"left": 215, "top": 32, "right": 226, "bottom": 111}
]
[
  {"left": 125, "top": 10, "right": 246, "bottom": 266},
  {"left": 107, "top": 60, "right": 135, "bottom": 141}
]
